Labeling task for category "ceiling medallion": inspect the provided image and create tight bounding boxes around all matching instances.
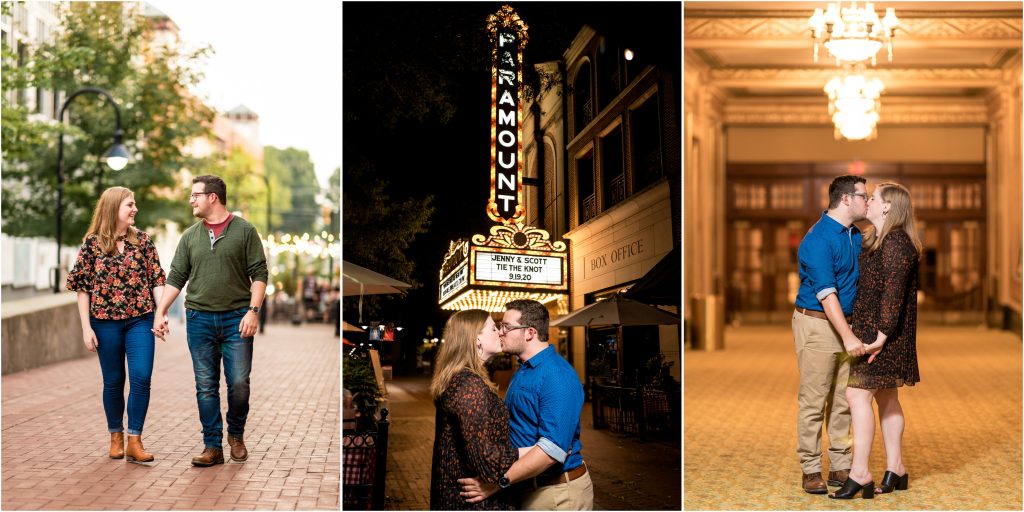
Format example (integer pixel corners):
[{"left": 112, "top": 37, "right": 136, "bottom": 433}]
[{"left": 809, "top": 2, "right": 899, "bottom": 66}]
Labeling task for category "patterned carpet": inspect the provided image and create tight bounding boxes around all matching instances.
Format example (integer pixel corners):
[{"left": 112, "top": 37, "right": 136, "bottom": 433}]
[{"left": 684, "top": 325, "right": 1022, "bottom": 510}]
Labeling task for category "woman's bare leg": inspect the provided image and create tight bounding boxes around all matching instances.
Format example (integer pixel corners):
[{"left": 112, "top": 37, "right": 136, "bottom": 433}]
[
  {"left": 874, "top": 387, "right": 907, "bottom": 475},
  {"left": 844, "top": 386, "right": 877, "bottom": 485}
]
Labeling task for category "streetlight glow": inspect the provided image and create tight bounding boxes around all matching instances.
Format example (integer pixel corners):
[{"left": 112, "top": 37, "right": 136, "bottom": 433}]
[{"left": 54, "top": 87, "right": 129, "bottom": 293}]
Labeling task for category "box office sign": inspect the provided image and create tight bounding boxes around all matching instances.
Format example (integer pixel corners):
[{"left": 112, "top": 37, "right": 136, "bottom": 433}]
[
  {"left": 472, "top": 247, "right": 566, "bottom": 289},
  {"left": 584, "top": 233, "right": 650, "bottom": 280}
]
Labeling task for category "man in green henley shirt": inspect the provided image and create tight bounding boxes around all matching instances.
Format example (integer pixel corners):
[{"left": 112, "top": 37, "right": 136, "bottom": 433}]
[{"left": 153, "top": 175, "right": 268, "bottom": 467}]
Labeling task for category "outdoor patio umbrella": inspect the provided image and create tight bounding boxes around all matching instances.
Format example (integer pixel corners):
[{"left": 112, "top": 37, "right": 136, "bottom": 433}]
[
  {"left": 342, "top": 320, "right": 365, "bottom": 333},
  {"left": 551, "top": 296, "right": 679, "bottom": 385},
  {"left": 342, "top": 261, "right": 411, "bottom": 322},
  {"left": 551, "top": 296, "right": 680, "bottom": 328}
]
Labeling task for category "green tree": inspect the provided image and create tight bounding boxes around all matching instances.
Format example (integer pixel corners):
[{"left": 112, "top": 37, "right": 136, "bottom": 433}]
[
  {"left": 327, "top": 166, "right": 340, "bottom": 235},
  {"left": 264, "top": 146, "right": 320, "bottom": 236},
  {"left": 214, "top": 147, "right": 267, "bottom": 227},
  {"left": 342, "top": 157, "right": 433, "bottom": 319},
  {"left": 1, "top": 2, "right": 214, "bottom": 243}
]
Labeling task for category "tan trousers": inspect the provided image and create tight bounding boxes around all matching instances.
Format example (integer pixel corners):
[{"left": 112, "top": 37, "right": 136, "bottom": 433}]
[
  {"left": 520, "top": 471, "right": 594, "bottom": 510},
  {"left": 792, "top": 311, "right": 852, "bottom": 475}
]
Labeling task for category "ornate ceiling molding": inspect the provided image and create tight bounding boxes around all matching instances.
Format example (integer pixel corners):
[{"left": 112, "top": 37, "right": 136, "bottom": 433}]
[
  {"left": 685, "top": 16, "right": 1022, "bottom": 46},
  {"left": 709, "top": 67, "right": 1005, "bottom": 88},
  {"left": 724, "top": 99, "right": 989, "bottom": 125}
]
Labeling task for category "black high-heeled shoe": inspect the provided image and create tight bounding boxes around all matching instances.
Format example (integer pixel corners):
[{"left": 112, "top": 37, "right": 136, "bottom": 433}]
[
  {"left": 876, "top": 471, "right": 909, "bottom": 493},
  {"left": 828, "top": 477, "right": 875, "bottom": 499}
]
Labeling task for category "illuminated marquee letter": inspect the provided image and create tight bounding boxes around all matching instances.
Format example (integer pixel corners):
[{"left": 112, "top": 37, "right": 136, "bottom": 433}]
[
  {"left": 498, "top": 109, "right": 515, "bottom": 127},
  {"left": 486, "top": 10, "right": 526, "bottom": 224},
  {"left": 498, "top": 69, "right": 515, "bottom": 86}
]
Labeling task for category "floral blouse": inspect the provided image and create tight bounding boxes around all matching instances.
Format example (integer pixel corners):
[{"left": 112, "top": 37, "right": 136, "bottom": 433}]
[{"left": 66, "top": 231, "right": 167, "bottom": 320}]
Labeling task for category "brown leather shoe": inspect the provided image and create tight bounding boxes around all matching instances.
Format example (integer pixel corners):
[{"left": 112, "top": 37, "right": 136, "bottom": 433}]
[
  {"left": 109, "top": 432, "right": 125, "bottom": 459},
  {"left": 126, "top": 435, "right": 154, "bottom": 462},
  {"left": 227, "top": 434, "right": 248, "bottom": 462},
  {"left": 803, "top": 472, "right": 828, "bottom": 494},
  {"left": 828, "top": 469, "right": 850, "bottom": 487},
  {"left": 191, "top": 447, "right": 224, "bottom": 467}
]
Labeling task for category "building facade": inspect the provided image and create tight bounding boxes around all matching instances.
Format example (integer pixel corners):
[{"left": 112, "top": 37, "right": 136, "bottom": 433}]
[
  {"left": 1, "top": 1, "right": 62, "bottom": 121},
  {"left": 521, "top": 23, "right": 682, "bottom": 384}
]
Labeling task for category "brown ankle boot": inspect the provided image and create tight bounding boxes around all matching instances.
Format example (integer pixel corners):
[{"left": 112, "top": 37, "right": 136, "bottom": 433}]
[
  {"left": 109, "top": 432, "right": 125, "bottom": 459},
  {"left": 125, "top": 435, "right": 154, "bottom": 462},
  {"left": 191, "top": 447, "right": 224, "bottom": 467},
  {"left": 227, "top": 434, "right": 248, "bottom": 462}
]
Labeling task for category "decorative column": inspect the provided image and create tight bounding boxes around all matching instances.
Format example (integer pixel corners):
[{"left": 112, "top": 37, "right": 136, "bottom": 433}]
[
  {"left": 684, "top": 54, "right": 727, "bottom": 349},
  {"left": 985, "top": 58, "right": 1023, "bottom": 327}
]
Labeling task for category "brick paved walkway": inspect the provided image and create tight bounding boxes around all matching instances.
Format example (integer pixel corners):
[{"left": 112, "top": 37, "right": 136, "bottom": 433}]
[
  {"left": 380, "top": 374, "right": 681, "bottom": 510},
  {"left": 1, "top": 319, "right": 340, "bottom": 510}
]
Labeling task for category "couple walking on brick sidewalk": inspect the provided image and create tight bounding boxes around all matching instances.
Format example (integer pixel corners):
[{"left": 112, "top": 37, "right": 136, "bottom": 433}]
[
  {"left": 65, "top": 175, "right": 266, "bottom": 468},
  {"left": 1, "top": 320, "right": 340, "bottom": 510}
]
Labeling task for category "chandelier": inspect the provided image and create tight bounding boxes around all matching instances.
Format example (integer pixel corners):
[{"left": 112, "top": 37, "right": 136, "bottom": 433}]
[
  {"left": 809, "top": 2, "right": 899, "bottom": 66},
  {"left": 824, "top": 73, "right": 885, "bottom": 141}
]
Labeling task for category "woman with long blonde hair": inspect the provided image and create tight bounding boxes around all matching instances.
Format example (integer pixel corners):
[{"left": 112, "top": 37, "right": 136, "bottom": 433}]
[
  {"left": 429, "top": 309, "right": 519, "bottom": 510},
  {"left": 831, "top": 182, "right": 922, "bottom": 499},
  {"left": 66, "top": 186, "right": 166, "bottom": 463}
]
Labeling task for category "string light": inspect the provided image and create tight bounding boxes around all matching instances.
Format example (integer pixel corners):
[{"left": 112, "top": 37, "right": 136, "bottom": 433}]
[{"left": 441, "top": 289, "right": 566, "bottom": 313}]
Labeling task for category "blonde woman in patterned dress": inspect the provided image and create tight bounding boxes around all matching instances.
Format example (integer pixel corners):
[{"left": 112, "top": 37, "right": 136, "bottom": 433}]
[
  {"left": 830, "top": 183, "right": 922, "bottom": 499},
  {"left": 429, "top": 310, "right": 520, "bottom": 510}
]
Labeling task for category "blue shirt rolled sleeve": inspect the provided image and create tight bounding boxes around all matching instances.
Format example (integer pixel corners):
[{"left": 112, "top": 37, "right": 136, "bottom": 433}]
[
  {"left": 505, "top": 345, "right": 586, "bottom": 471},
  {"left": 536, "top": 438, "right": 568, "bottom": 463}
]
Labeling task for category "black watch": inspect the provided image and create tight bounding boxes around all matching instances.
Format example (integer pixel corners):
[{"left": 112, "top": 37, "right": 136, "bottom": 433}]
[
  {"left": 248, "top": 306, "right": 260, "bottom": 314},
  {"left": 498, "top": 474, "right": 511, "bottom": 489}
]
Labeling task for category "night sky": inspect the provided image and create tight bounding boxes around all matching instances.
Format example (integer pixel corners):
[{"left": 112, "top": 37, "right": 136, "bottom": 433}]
[{"left": 343, "top": 2, "right": 681, "bottom": 344}]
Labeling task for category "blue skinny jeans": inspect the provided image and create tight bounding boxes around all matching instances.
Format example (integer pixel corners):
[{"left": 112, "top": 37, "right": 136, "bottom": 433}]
[{"left": 90, "top": 312, "right": 155, "bottom": 436}]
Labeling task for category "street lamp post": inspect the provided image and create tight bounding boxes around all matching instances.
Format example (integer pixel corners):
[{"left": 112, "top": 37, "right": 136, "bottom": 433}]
[{"left": 54, "top": 87, "right": 130, "bottom": 293}]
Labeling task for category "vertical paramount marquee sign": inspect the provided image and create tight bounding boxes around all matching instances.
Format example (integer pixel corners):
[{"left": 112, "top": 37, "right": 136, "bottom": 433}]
[
  {"left": 486, "top": 4, "right": 527, "bottom": 224},
  {"left": 438, "top": 5, "right": 568, "bottom": 312}
]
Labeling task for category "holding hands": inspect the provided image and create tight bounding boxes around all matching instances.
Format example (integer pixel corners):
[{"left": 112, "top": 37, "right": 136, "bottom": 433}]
[
  {"left": 152, "top": 311, "right": 169, "bottom": 341},
  {"left": 844, "top": 333, "right": 886, "bottom": 362},
  {"left": 842, "top": 335, "right": 867, "bottom": 357},
  {"left": 864, "top": 331, "right": 888, "bottom": 363}
]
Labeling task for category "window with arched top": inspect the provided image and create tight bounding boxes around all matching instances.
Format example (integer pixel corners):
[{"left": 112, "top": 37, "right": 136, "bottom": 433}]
[
  {"left": 573, "top": 61, "right": 593, "bottom": 136},
  {"left": 575, "top": 148, "right": 596, "bottom": 226},
  {"left": 631, "top": 93, "right": 663, "bottom": 191}
]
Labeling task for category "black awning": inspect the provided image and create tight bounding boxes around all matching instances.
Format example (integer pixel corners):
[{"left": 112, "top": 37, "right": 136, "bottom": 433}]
[{"left": 624, "top": 247, "right": 681, "bottom": 307}]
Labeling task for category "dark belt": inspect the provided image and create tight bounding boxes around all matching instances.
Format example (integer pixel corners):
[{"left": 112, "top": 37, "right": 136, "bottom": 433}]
[
  {"left": 796, "top": 308, "right": 851, "bottom": 323},
  {"left": 531, "top": 462, "right": 588, "bottom": 489}
]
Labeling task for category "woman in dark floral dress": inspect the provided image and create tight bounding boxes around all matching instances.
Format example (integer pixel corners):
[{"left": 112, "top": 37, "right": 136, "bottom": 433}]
[
  {"left": 430, "top": 309, "right": 519, "bottom": 510},
  {"left": 66, "top": 186, "right": 166, "bottom": 463},
  {"left": 831, "top": 183, "right": 921, "bottom": 499}
]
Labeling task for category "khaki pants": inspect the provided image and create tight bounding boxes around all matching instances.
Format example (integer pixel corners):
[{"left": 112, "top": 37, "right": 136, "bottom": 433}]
[
  {"left": 521, "top": 470, "right": 594, "bottom": 510},
  {"left": 792, "top": 311, "right": 852, "bottom": 475}
]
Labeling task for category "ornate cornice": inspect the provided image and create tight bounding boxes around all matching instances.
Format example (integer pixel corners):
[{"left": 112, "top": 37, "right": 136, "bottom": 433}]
[
  {"left": 724, "top": 99, "right": 989, "bottom": 125},
  {"left": 685, "top": 16, "right": 1022, "bottom": 43},
  {"left": 709, "top": 67, "right": 1005, "bottom": 87}
]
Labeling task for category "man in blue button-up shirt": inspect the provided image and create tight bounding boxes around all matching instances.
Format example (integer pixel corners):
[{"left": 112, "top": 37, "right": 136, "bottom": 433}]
[
  {"left": 458, "top": 299, "right": 593, "bottom": 510},
  {"left": 793, "top": 175, "right": 870, "bottom": 495}
]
